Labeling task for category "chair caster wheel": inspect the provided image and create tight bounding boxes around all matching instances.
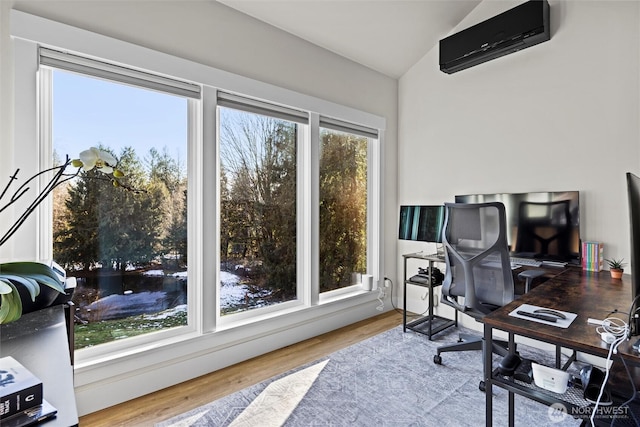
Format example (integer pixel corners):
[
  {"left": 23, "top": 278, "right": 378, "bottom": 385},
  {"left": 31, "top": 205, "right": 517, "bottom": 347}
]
[
  {"left": 434, "top": 354, "right": 442, "bottom": 365},
  {"left": 479, "top": 381, "right": 486, "bottom": 392}
]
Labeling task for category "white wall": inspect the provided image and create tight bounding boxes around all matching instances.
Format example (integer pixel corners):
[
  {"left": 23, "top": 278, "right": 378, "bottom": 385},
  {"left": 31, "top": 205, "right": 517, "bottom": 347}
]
[
  {"left": 0, "top": 2, "right": 14, "bottom": 258},
  {"left": 398, "top": 1, "right": 640, "bottom": 320},
  {"left": 0, "top": 0, "right": 399, "bottom": 416}
]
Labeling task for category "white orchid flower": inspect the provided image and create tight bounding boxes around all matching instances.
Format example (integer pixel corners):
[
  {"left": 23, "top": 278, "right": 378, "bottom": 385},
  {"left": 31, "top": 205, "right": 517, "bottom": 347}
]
[{"left": 78, "top": 147, "right": 117, "bottom": 174}]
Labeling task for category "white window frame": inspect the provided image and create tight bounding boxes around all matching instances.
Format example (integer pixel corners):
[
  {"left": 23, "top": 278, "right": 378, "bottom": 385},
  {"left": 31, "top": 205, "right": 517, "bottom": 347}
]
[
  {"left": 215, "top": 101, "right": 309, "bottom": 326},
  {"left": 11, "top": 9, "right": 385, "bottom": 366},
  {"left": 37, "top": 54, "right": 202, "bottom": 358},
  {"left": 316, "top": 121, "right": 380, "bottom": 301}
]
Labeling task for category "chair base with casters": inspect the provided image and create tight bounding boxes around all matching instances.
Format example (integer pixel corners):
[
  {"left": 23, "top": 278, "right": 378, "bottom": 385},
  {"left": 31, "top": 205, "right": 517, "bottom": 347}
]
[
  {"left": 433, "top": 333, "right": 512, "bottom": 364},
  {"left": 433, "top": 332, "right": 515, "bottom": 391}
]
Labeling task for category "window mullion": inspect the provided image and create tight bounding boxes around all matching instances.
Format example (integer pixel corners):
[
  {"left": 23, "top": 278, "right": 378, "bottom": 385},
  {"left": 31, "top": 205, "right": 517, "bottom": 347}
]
[
  {"left": 369, "top": 132, "right": 382, "bottom": 289},
  {"left": 201, "top": 86, "right": 217, "bottom": 332},
  {"left": 186, "top": 95, "right": 205, "bottom": 333},
  {"left": 308, "top": 113, "right": 320, "bottom": 306},
  {"left": 37, "top": 67, "right": 53, "bottom": 261}
]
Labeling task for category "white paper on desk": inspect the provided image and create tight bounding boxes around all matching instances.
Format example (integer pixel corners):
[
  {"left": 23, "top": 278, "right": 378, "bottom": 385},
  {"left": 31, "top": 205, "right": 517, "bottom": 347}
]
[{"left": 508, "top": 304, "right": 577, "bottom": 328}]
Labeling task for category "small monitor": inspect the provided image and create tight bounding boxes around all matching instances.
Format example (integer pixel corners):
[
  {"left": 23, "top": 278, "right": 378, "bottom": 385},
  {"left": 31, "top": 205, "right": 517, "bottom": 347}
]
[{"left": 398, "top": 205, "right": 445, "bottom": 243}]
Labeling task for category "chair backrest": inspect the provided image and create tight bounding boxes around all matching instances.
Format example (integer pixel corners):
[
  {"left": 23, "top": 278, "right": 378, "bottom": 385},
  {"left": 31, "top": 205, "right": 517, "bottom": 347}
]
[
  {"left": 440, "top": 202, "right": 514, "bottom": 318},
  {"left": 514, "top": 200, "right": 572, "bottom": 259}
]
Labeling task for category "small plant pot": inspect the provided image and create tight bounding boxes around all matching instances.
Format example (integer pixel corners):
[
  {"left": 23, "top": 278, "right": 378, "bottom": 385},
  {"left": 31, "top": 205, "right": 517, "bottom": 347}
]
[{"left": 610, "top": 268, "right": 624, "bottom": 279}]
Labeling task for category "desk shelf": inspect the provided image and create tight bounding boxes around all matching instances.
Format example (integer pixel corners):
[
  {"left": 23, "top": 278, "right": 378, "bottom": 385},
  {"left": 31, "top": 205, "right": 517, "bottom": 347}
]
[
  {"left": 402, "top": 253, "right": 457, "bottom": 340},
  {"left": 492, "top": 370, "right": 639, "bottom": 425},
  {"left": 492, "top": 368, "right": 590, "bottom": 413},
  {"left": 406, "top": 313, "right": 456, "bottom": 337}
]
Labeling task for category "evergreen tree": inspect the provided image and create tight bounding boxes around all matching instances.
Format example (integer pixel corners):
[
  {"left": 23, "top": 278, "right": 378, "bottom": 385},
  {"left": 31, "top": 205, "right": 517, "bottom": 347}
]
[
  {"left": 163, "top": 186, "right": 187, "bottom": 269},
  {"left": 54, "top": 146, "right": 164, "bottom": 272},
  {"left": 147, "top": 147, "right": 187, "bottom": 270},
  {"left": 319, "top": 130, "right": 368, "bottom": 291},
  {"left": 100, "top": 147, "right": 164, "bottom": 270},
  {"left": 54, "top": 166, "right": 102, "bottom": 270}
]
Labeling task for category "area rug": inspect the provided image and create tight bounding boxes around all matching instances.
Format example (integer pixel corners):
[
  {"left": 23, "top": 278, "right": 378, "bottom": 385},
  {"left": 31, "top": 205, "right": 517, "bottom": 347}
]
[{"left": 157, "top": 324, "right": 583, "bottom": 426}]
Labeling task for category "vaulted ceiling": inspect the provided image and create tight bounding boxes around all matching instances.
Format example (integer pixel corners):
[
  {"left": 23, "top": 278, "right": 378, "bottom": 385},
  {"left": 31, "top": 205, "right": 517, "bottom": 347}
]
[{"left": 217, "top": 0, "right": 481, "bottom": 79}]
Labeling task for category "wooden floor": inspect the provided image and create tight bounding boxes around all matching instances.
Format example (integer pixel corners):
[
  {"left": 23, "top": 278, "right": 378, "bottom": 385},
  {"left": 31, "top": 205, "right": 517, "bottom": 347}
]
[{"left": 79, "top": 310, "right": 403, "bottom": 427}]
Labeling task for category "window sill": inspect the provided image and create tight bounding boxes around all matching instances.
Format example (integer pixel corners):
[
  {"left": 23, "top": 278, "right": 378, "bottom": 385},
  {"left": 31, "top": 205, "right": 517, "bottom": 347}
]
[
  {"left": 74, "top": 287, "right": 379, "bottom": 373},
  {"left": 320, "top": 285, "right": 371, "bottom": 303}
]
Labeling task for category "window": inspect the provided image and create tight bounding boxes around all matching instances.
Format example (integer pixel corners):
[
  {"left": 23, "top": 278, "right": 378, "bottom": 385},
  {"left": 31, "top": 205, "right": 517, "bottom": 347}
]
[
  {"left": 16, "top": 18, "right": 382, "bottom": 362},
  {"left": 39, "top": 51, "right": 381, "bottom": 349},
  {"left": 218, "top": 102, "right": 301, "bottom": 315},
  {"left": 319, "top": 125, "right": 369, "bottom": 293},
  {"left": 39, "top": 49, "right": 381, "bottom": 348},
  {"left": 42, "top": 49, "right": 195, "bottom": 349}
]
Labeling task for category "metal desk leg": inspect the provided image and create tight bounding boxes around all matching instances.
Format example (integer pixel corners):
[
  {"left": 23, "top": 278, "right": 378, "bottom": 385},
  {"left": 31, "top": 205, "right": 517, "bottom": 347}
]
[
  {"left": 403, "top": 256, "right": 408, "bottom": 333},
  {"left": 484, "top": 323, "right": 493, "bottom": 427},
  {"left": 427, "top": 260, "right": 434, "bottom": 338},
  {"left": 64, "top": 301, "right": 75, "bottom": 366},
  {"left": 508, "top": 332, "right": 515, "bottom": 427}
]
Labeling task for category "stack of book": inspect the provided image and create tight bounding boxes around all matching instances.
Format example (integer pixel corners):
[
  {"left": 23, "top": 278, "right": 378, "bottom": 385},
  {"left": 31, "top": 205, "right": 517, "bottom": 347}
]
[
  {"left": 0, "top": 356, "right": 57, "bottom": 426},
  {"left": 582, "top": 241, "right": 604, "bottom": 272}
]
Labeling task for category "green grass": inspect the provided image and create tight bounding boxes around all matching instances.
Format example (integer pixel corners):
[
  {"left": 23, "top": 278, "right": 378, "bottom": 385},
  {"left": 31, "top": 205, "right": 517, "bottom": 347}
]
[{"left": 74, "top": 310, "right": 187, "bottom": 350}]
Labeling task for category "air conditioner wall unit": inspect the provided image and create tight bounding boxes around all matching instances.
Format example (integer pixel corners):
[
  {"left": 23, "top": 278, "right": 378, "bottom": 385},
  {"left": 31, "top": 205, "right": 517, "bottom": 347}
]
[{"left": 439, "top": 0, "right": 550, "bottom": 74}]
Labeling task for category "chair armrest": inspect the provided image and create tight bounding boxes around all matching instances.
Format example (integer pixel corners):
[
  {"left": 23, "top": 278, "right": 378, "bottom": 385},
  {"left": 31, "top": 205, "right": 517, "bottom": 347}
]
[{"left": 517, "top": 269, "right": 546, "bottom": 293}]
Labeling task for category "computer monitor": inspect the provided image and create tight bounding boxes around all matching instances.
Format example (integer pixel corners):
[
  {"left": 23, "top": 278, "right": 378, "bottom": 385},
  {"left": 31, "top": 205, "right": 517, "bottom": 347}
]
[
  {"left": 455, "top": 191, "right": 581, "bottom": 264},
  {"left": 398, "top": 205, "right": 445, "bottom": 243},
  {"left": 626, "top": 172, "right": 640, "bottom": 335}
]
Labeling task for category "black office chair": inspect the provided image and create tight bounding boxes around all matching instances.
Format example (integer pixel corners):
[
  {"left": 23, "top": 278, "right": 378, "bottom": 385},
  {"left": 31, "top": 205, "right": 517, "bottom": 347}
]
[{"left": 433, "top": 202, "right": 515, "bottom": 368}]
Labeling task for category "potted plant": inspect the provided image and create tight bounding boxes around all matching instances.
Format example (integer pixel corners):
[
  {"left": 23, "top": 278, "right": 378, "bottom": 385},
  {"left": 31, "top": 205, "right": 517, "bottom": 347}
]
[
  {"left": 0, "top": 262, "right": 66, "bottom": 323},
  {"left": 0, "top": 147, "right": 138, "bottom": 324},
  {"left": 606, "top": 258, "right": 626, "bottom": 279}
]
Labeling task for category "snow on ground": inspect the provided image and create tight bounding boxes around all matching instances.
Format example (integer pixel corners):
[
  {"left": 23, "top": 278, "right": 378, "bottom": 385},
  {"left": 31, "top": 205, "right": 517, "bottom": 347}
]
[
  {"left": 220, "top": 271, "right": 246, "bottom": 307},
  {"left": 143, "top": 269, "right": 165, "bottom": 276},
  {"left": 219, "top": 270, "right": 272, "bottom": 308},
  {"left": 85, "top": 269, "right": 271, "bottom": 320},
  {"left": 220, "top": 271, "right": 240, "bottom": 284},
  {"left": 85, "top": 291, "right": 168, "bottom": 320},
  {"left": 145, "top": 304, "right": 187, "bottom": 320}
]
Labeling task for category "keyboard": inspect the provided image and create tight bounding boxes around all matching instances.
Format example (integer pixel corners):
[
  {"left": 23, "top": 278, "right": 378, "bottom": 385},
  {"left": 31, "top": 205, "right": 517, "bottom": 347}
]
[
  {"left": 482, "top": 261, "right": 520, "bottom": 270},
  {"left": 540, "top": 260, "right": 568, "bottom": 268},
  {"left": 509, "top": 257, "right": 542, "bottom": 267}
]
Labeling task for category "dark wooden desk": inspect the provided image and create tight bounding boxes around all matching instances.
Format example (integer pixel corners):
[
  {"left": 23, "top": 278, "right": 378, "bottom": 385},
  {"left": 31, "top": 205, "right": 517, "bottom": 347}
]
[
  {"left": 0, "top": 305, "right": 78, "bottom": 426},
  {"left": 483, "top": 267, "right": 640, "bottom": 426}
]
